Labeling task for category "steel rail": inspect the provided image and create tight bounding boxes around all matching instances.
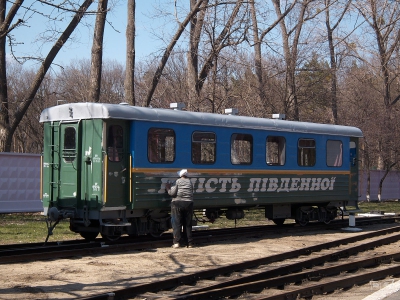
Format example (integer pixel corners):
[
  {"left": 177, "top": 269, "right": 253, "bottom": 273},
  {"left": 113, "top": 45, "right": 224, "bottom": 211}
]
[
  {"left": 0, "top": 222, "right": 290, "bottom": 251},
  {"left": 0, "top": 217, "right": 397, "bottom": 264},
  {"left": 249, "top": 265, "right": 400, "bottom": 300},
  {"left": 175, "top": 265, "right": 400, "bottom": 300},
  {"left": 79, "top": 225, "right": 400, "bottom": 300},
  {"left": 0, "top": 215, "right": 395, "bottom": 251},
  {"left": 173, "top": 234, "right": 400, "bottom": 299},
  {"left": 0, "top": 223, "right": 317, "bottom": 264}
]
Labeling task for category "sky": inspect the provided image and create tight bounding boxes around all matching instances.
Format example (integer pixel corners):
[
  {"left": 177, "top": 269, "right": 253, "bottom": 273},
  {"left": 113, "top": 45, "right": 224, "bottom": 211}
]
[
  {"left": 9, "top": 1, "right": 368, "bottom": 70},
  {"left": 9, "top": 1, "right": 182, "bottom": 68}
]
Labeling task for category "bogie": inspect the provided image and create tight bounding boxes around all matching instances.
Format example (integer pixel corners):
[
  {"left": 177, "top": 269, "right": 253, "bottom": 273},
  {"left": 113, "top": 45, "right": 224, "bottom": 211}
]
[{"left": 294, "top": 205, "right": 338, "bottom": 226}]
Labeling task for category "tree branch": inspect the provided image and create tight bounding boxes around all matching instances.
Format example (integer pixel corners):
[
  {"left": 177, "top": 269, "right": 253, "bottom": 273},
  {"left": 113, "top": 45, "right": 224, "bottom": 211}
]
[
  {"left": 0, "top": 0, "right": 23, "bottom": 38},
  {"left": 145, "top": 0, "right": 205, "bottom": 107},
  {"left": 11, "top": 0, "right": 94, "bottom": 133}
]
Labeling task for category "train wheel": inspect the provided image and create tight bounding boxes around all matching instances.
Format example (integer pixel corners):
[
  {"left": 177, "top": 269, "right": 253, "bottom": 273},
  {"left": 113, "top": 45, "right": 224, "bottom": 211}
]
[
  {"left": 325, "top": 207, "right": 337, "bottom": 224},
  {"left": 101, "top": 233, "right": 121, "bottom": 241},
  {"left": 272, "top": 218, "right": 285, "bottom": 226},
  {"left": 295, "top": 218, "right": 309, "bottom": 226},
  {"left": 79, "top": 232, "right": 99, "bottom": 241},
  {"left": 296, "top": 207, "right": 311, "bottom": 226}
]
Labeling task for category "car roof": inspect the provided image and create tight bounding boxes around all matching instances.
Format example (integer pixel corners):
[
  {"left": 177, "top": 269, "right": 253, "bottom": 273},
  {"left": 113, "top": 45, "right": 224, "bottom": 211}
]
[{"left": 40, "top": 102, "right": 363, "bottom": 137}]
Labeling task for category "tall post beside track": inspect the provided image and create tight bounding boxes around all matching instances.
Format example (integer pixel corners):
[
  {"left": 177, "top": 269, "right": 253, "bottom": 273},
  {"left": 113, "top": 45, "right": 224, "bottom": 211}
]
[
  {"left": 349, "top": 212, "right": 356, "bottom": 227},
  {"left": 342, "top": 211, "right": 362, "bottom": 232}
]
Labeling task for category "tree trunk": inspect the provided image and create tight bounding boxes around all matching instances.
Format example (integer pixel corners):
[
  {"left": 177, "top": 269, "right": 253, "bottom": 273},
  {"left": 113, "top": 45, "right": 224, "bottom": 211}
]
[
  {"left": 145, "top": 0, "right": 205, "bottom": 107},
  {"left": 0, "top": 0, "right": 9, "bottom": 151},
  {"left": 0, "top": 0, "right": 24, "bottom": 151},
  {"left": 249, "top": 0, "right": 264, "bottom": 107},
  {"left": 366, "top": 170, "right": 370, "bottom": 202},
  {"left": 250, "top": 0, "right": 296, "bottom": 116},
  {"left": 124, "top": 0, "right": 135, "bottom": 106},
  {"left": 196, "top": 0, "right": 243, "bottom": 94},
  {"left": 187, "top": 0, "right": 207, "bottom": 110},
  {"left": 0, "top": 0, "right": 23, "bottom": 39},
  {"left": 325, "top": 0, "right": 351, "bottom": 125},
  {"left": 0, "top": 0, "right": 94, "bottom": 152},
  {"left": 356, "top": 0, "right": 400, "bottom": 108},
  {"left": 272, "top": 0, "right": 309, "bottom": 121},
  {"left": 363, "top": 139, "right": 371, "bottom": 202},
  {"left": 89, "top": 0, "right": 108, "bottom": 103},
  {"left": 326, "top": 25, "right": 338, "bottom": 124},
  {"left": 378, "top": 163, "right": 397, "bottom": 202}
]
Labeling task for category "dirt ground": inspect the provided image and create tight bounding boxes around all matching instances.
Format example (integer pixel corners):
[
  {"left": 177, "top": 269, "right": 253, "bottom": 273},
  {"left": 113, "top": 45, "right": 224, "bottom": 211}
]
[{"left": 1, "top": 223, "right": 400, "bottom": 300}]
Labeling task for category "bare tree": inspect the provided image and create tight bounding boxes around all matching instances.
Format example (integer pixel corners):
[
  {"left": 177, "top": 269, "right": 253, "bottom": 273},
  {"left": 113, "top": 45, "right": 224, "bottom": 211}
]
[
  {"left": 194, "top": 0, "right": 247, "bottom": 112},
  {"left": 0, "top": 0, "right": 23, "bottom": 152},
  {"left": 250, "top": 0, "right": 296, "bottom": 115},
  {"left": 297, "top": 53, "right": 333, "bottom": 123},
  {"left": 354, "top": 0, "right": 400, "bottom": 109},
  {"left": 340, "top": 61, "right": 400, "bottom": 201},
  {"left": 272, "top": 0, "right": 319, "bottom": 121},
  {"left": 57, "top": 59, "right": 92, "bottom": 102},
  {"left": 89, "top": 0, "right": 109, "bottom": 103},
  {"left": 324, "top": 0, "right": 351, "bottom": 124},
  {"left": 57, "top": 58, "right": 124, "bottom": 104},
  {"left": 187, "top": 0, "right": 208, "bottom": 107},
  {"left": 352, "top": 0, "right": 400, "bottom": 199},
  {"left": 0, "top": 0, "right": 94, "bottom": 152},
  {"left": 5, "top": 62, "right": 46, "bottom": 153},
  {"left": 144, "top": 0, "right": 205, "bottom": 107},
  {"left": 124, "top": 0, "right": 135, "bottom": 105},
  {"left": 99, "top": 59, "right": 125, "bottom": 103}
]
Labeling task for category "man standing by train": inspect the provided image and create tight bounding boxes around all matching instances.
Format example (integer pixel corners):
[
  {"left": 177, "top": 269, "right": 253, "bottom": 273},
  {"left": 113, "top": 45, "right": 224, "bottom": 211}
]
[{"left": 165, "top": 169, "right": 194, "bottom": 248}]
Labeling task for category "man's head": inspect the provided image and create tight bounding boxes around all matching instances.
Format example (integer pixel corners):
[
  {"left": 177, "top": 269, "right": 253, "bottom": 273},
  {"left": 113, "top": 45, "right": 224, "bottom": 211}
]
[{"left": 177, "top": 169, "right": 188, "bottom": 177}]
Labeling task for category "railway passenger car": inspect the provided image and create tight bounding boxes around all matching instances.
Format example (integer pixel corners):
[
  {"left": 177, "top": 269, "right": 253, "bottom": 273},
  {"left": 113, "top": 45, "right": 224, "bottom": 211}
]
[{"left": 40, "top": 102, "right": 363, "bottom": 240}]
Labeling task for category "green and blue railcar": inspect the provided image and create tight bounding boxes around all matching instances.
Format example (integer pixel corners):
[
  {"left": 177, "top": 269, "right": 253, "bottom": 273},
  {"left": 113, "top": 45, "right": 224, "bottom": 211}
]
[{"left": 40, "top": 102, "right": 362, "bottom": 240}]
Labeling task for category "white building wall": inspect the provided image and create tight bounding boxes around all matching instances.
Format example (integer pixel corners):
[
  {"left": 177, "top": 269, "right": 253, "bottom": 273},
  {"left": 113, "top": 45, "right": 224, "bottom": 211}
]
[{"left": 0, "top": 153, "right": 42, "bottom": 213}]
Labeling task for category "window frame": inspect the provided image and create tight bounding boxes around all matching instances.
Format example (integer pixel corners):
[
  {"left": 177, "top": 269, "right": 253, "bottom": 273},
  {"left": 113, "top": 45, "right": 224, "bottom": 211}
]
[
  {"left": 63, "top": 126, "right": 76, "bottom": 163},
  {"left": 191, "top": 131, "right": 216, "bottom": 165},
  {"left": 107, "top": 125, "right": 124, "bottom": 162},
  {"left": 230, "top": 133, "right": 253, "bottom": 165},
  {"left": 297, "top": 138, "right": 316, "bottom": 167},
  {"left": 326, "top": 140, "right": 343, "bottom": 167},
  {"left": 147, "top": 127, "right": 176, "bottom": 163},
  {"left": 266, "top": 136, "right": 286, "bottom": 166}
]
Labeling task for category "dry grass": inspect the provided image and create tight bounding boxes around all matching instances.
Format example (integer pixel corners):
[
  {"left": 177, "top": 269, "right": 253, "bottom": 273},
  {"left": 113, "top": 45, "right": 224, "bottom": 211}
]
[{"left": 0, "top": 201, "right": 398, "bottom": 245}]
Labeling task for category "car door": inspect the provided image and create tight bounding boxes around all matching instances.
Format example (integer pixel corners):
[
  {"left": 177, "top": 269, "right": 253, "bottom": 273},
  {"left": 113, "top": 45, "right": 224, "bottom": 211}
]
[
  {"left": 58, "top": 122, "right": 81, "bottom": 207},
  {"left": 104, "top": 121, "right": 130, "bottom": 207}
]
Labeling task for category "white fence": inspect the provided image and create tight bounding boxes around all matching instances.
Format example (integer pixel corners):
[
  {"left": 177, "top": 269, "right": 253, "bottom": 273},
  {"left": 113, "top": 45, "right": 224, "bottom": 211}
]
[
  {"left": 0, "top": 152, "right": 399, "bottom": 213},
  {"left": 0, "top": 153, "right": 42, "bottom": 213},
  {"left": 359, "top": 170, "right": 400, "bottom": 201}
]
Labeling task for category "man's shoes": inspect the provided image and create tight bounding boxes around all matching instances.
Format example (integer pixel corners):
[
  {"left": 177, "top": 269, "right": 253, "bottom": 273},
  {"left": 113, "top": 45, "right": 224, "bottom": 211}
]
[
  {"left": 188, "top": 244, "right": 194, "bottom": 248},
  {"left": 172, "top": 243, "right": 180, "bottom": 248}
]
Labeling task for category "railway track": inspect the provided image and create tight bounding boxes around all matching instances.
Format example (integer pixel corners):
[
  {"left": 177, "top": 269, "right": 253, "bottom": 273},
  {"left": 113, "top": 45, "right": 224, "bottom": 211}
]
[
  {"left": 0, "top": 216, "right": 397, "bottom": 264},
  {"left": 80, "top": 225, "right": 400, "bottom": 300}
]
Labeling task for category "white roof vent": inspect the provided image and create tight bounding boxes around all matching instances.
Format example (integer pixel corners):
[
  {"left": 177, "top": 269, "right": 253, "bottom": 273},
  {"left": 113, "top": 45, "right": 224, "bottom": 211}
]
[
  {"left": 119, "top": 102, "right": 129, "bottom": 105},
  {"left": 170, "top": 103, "right": 185, "bottom": 110},
  {"left": 225, "top": 108, "right": 238, "bottom": 115},
  {"left": 272, "top": 114, "right": 285, "bottom": 120},
  {"left": 57, "top": 100, "right": 67, "bottom": 105}
]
